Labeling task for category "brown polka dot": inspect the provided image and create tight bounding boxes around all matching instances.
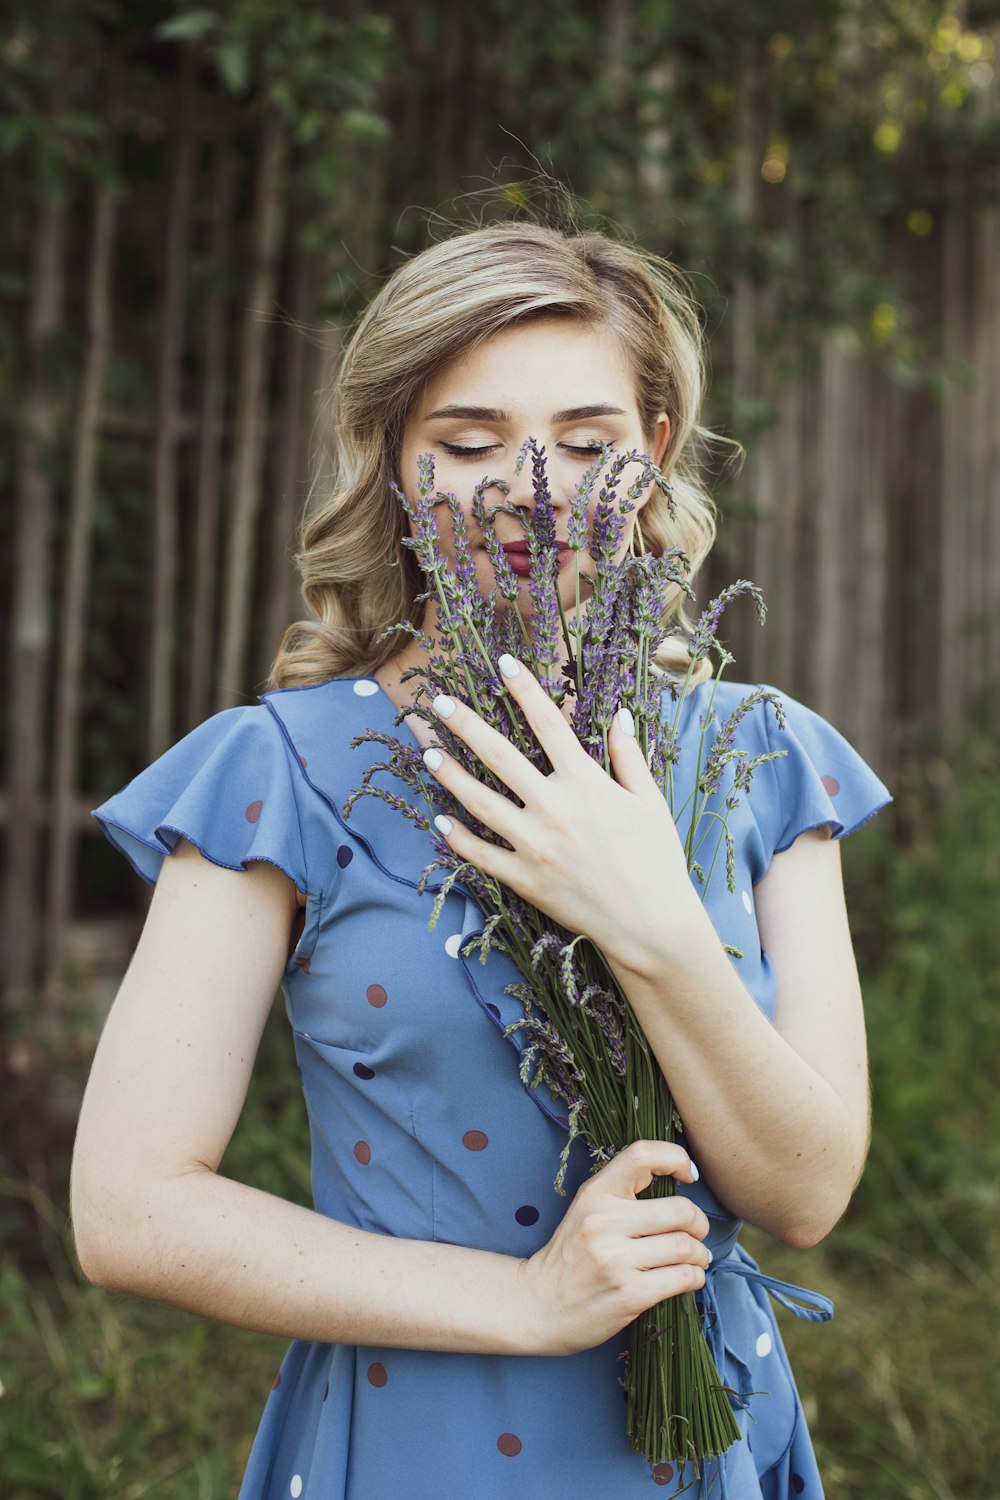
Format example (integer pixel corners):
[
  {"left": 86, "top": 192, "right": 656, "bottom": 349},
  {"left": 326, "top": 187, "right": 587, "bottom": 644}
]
[
  {"left": 366, "top": 983, "right": 387, "bottom": 1008},
  {"left": 295, "top": 957, "right": 311, "bottom": 975},
  {"left": 497, "top": 1433, "right": 522, "bottom": 1457},
  {"left": 652, "top": 1463, "right": 674, "bottom": 1485},
  {"left": 367, "top": 1361, "right": 387, "bottom": 1388},
  {"left": 299, "top": 756, "right": 308, "bottom": 767},
  {"left": 245, "top": 799, "right": 263, "bottom": 823},
  {"left": 354, "top": 1141, "right": 372, "bottom": 1165},
  {"left": 462, "top": 1130, "right": 489, "bottom": 1152},
  {"left": 820, "top": 774, "right": 841, "bottom": 796},
  {"left": 272, "top": 1370, "right": 282, "bottom": 1390}
]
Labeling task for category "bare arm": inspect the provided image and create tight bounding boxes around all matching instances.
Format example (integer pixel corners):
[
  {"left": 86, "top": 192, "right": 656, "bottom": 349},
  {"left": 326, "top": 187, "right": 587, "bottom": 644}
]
[
  {"left": 608, "top": 827, "right": 869, "bottom": 1248},
  {"left": 70, "top": 839, "right": 709, "bottom": 1355}
]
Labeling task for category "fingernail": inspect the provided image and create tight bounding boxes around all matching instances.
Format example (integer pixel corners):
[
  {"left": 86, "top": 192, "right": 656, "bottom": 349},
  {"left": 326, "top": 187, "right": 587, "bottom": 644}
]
[
  {"left": 432, "top": 694, "right": 456, "bottom": 718},
  {"left": 498, "top": 653, "right": 520, "bottom": 678},
  {"left": 689, "top": 1160, "right": 700, "bottom": 1182},
  {"left": 705, "top": 1247, "right": 713, "bottom": 1264},
  {"left": 433, "top": 814, "right": 453, "bottom": 835},
  {"left": 616, "top": 706, "right": 635, "bottom": 737},
  {"left": 423, "top": 748, "right": 443, "bottom": 771}
]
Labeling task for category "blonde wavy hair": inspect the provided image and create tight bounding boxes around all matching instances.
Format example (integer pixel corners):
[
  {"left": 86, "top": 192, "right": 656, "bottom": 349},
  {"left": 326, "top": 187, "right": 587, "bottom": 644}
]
[{"left": 268, "top": 221, "right": 732, "bottom": 690}]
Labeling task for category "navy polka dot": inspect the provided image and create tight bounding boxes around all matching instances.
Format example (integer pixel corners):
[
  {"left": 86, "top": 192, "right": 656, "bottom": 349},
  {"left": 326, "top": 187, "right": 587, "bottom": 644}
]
[
  {"left": 792, "top": 1477, "right": 805, "bottom": 1495},
  {"left": 486, "top": 1003, "right": 501, "bottom": 1021},
  {"left": 337, "top": 844, "right": 354, "bottom": 868},
  {"left": 515, "top": 1205, "right": 539, "bottom": 1227},
  {"left": 353, "top": 1062, "right": 375, "bottom": 1080}
]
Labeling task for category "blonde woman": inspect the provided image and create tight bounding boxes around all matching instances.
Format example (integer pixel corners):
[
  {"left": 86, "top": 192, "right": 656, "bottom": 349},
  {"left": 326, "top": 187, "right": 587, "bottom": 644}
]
[{"left": 71, "top": 222, "right": 889, "bottom": 1499}]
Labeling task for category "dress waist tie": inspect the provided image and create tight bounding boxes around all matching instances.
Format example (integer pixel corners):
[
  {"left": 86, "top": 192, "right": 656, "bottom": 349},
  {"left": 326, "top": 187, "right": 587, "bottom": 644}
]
[{"left": 692, "top": 1246, "right": 834, "bottom": 1500}]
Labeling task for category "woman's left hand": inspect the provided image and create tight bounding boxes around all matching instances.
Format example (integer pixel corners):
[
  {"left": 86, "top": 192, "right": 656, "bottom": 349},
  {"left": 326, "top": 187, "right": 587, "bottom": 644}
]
[{"left": 422, "top": 654, "right": 704, "bottom": 968}]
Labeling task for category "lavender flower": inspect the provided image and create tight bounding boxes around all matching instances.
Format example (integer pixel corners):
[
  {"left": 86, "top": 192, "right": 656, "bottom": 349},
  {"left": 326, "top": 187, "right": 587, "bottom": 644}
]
[{"left": 342, "top": 445, "right": 782, "bottom": 1472}]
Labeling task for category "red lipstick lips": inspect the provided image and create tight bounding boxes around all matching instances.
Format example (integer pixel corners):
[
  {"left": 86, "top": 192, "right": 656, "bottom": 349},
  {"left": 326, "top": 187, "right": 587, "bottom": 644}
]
[{"left": 501, "top": 542, "right": 573, "bottom": 577}]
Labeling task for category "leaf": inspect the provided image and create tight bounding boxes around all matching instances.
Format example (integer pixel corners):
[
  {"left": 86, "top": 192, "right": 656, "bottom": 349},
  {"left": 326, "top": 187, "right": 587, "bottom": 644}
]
[
  {"left": 217, "top": 37, "right": 251, "bottom": 94},
  {"left": 155, "top": 10, "right": 218, "bottom": 43},
  {"left": 338, "top": 108, "right": 391, "bottom": 142}
]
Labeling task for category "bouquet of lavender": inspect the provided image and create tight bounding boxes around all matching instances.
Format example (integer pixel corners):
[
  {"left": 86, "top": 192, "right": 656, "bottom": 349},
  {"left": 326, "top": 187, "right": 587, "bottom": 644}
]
[{"left": 344, "top": 443, "right": 786, "bottom": 1475}]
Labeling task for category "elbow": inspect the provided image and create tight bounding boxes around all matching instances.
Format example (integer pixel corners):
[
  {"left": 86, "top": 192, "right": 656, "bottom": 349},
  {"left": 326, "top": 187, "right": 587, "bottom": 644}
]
[
  {"left": 772, "top": 1215, "right": 839, "bottom": 1252},
  {"left": 768, "top": 1175, "right": 859, "bottom": 1250},
  {"left": 70, "top": 1182, "right": 127, "bottom": 1291},
  {"left": 69, "top": 1160, "right": 150, "bottom": 1294}
]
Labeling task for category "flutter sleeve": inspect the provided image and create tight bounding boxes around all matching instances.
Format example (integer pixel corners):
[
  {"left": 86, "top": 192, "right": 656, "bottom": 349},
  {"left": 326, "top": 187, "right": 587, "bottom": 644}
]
[
  {"left": 760, "top": 687, "right": 892, "bottom": 856},
  {"left": 92, "top": 705, "right": 308, "bottom": 892}
]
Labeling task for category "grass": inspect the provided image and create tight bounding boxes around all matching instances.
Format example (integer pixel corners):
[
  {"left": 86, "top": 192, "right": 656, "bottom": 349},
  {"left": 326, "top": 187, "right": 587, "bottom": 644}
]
[{"left": 2, "top": 742, "right": 998, "bottom": 1497}]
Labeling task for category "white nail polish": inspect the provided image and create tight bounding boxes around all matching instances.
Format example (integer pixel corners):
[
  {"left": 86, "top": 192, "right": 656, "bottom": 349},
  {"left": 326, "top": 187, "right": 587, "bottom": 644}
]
[
  {"left": 689, "top": 1160, "right": 700, "bottom": 1182},
  {"left": 423, "top": 748, "right": 443, "bottom": 771},
  {"left": 433, "top": 814, "right": 453, "bottom": 835},
  {"left": 706, "top": 1247, "right": 713, "bottom": 1264},
  {"left": 432, "top": 694, "right": 456, "bottom": 718},
  {"left": 616, "top": 706, "right": 635, "bottom": 736},
  {"left": 498, "top": 653, "right": 520, "bottom": 678}
]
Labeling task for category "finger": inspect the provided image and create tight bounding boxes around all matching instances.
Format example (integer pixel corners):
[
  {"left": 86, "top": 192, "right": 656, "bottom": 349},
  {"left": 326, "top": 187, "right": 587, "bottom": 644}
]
[
  {"left": 494, "top": 655, "right": 589, "bottom": 779},
  {"left": 422, "top": 745, "right": 523, "bottom": 846},
  {"left": 629, "top": 1231, "right": 712, "bottom": 1274},
  {"left": 430, "top": 811, "right": 522, "bottom": 890},
  {"left": 632, "top": 1260, "right": 708, "bottom": 1309},
  {"left": 623, "top": 1195, "right": 711, "bottom": 1244},
  {"left": 430, "top": 690, "right": 548, "bottom": 805},
  {"left": 595, "top": 1139, "right": 700, "bottom": 1197},
  {"left": 607, "top": 707, "right": 665, "bottom": 807}
]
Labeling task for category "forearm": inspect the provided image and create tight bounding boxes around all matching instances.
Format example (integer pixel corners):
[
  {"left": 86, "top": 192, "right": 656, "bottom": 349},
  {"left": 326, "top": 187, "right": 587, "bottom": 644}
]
[
  {"left": 607, "top": 902, "right": 869, "bottom": 1247},
  {"left": 72, "top": 1166, "right": 531, "bottom": 1355}
]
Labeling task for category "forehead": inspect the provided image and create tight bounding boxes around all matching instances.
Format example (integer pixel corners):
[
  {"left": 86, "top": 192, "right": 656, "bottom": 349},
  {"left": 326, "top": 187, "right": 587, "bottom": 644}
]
[{"left": 416, "top": 318, "right": 638, "bottom": 416}]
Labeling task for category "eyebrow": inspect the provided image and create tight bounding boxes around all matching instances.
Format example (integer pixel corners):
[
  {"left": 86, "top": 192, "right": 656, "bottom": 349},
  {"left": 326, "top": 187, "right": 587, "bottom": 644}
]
[{"left": 424, "top": 403, "right": 629, "bottom": 423}]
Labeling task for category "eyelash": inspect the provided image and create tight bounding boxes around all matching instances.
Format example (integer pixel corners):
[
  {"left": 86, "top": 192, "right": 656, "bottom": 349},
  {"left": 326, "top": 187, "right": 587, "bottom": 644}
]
[{"left": 440, "top": 442, "right": 609, "bottom": 459}]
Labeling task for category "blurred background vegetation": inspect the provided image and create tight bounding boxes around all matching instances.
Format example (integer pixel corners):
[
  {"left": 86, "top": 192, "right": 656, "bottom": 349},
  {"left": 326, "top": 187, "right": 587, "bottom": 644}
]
[{"left": 1, "top": 0, "right": 998, "bottom": 1495}]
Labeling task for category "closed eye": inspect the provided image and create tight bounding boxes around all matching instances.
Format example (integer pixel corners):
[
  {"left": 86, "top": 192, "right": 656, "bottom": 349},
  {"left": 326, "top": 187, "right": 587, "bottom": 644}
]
[{"left": 440, "top": 442, "right": 497, "bottom": 457}]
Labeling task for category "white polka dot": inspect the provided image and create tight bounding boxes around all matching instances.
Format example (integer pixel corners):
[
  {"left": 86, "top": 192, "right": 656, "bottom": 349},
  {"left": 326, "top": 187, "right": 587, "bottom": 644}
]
[
  {"left": 444, "top": 933, "right": 463, "bottom": 959},
  {"left": 353, "top": 678, "right": 379, "bottom": 697},
  {"left": 741, "top": 890, "right": 753, "bottom": 914},
  {"left": 290, "top": 1477, "right": 303, "bottom": 1498},
  {"left": 755, "top": 1332, "right": 773, "bottom": 1358}
]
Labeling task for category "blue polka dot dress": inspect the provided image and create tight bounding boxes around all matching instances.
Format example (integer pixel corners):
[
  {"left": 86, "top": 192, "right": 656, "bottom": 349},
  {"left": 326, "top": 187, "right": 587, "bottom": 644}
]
[{"left": 93, "top": 676, "right": 890, "bottom": 1500}]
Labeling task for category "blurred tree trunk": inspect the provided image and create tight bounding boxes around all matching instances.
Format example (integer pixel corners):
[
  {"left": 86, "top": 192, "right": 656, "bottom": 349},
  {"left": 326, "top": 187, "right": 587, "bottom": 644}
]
[
  {"left": 149, "top": 48, "right": 197, "bottom": 759},
  {"left": 187, "top": 105, "right": 237, "bottom": 728},
  {"left": 44, "top": 49, "right": 123, "bottom": 1002},
  {"left": 216, "top": 106, "right": 287, "bottom": 708},
  {"left": 3, "top": 57, "right": 70, "bottom": 1004},
  {"left": 262, "top": 247, "right": 318, "bottom": 668}
]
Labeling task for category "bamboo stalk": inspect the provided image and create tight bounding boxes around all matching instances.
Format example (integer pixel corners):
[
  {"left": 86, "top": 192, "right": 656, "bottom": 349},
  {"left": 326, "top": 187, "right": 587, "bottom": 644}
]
[
  {"left": 215, "top": 105, "right": 288, "bottom": 709},
  {"left": 3, "top": 52, "right": 70, "bottom": 1003},
  {"left": 44, "top": 49, "right": 122, "bottom": 1004},
  {"left": 148, "top": 47, "right": 197, "bottom": 759},
  {"left": 187, "top": 104, "right": 238, "bottom": 728},
  {"left": 261, "top": 247, "right": 317, "bottom": 665}
]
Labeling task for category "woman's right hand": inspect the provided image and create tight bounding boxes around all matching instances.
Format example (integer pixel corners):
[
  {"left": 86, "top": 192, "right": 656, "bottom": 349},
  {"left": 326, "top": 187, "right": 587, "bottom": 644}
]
[{"left": 517, "top": 1140, "right": 711, "bottom": 1356}]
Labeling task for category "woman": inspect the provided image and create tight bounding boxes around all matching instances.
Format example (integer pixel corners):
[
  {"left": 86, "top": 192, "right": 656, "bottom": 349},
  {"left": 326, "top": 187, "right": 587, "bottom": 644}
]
[{"left": 71, "top": 222, "right": 890, "bottom": 1498}]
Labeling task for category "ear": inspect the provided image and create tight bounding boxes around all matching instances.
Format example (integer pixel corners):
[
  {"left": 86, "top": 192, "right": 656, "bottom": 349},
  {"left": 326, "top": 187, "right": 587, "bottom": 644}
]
[{"left": 650, "top": 412, "right": 671, "bottom": 468}]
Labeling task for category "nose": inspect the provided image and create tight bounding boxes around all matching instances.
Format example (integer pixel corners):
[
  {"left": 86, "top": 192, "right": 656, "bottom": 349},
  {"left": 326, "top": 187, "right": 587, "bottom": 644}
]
[{"left": 505, "top": 442, "right": 568, "bottom": 519}]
